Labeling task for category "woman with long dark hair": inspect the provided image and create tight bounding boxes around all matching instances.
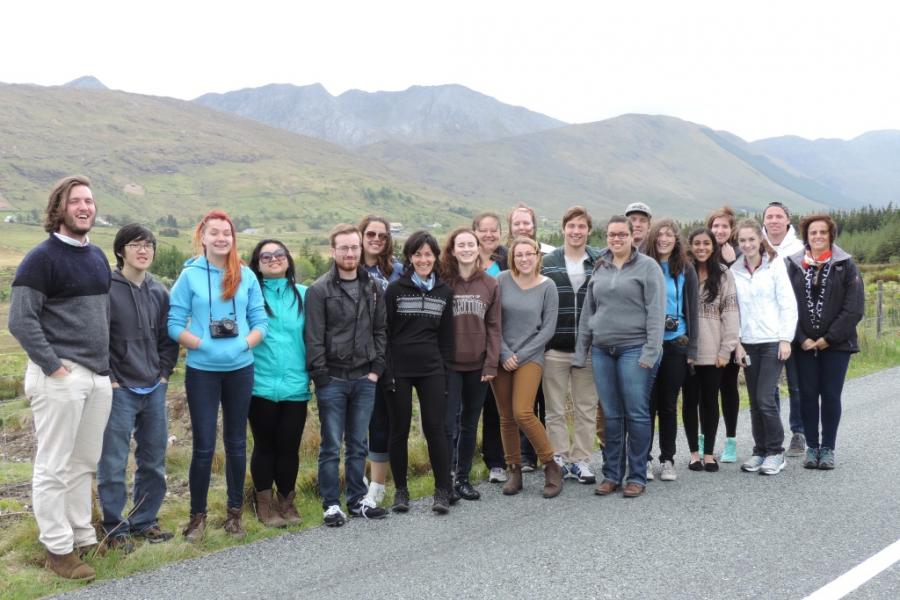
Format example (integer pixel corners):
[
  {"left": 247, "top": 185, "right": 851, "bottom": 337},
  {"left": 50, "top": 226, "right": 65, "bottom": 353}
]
[
  {"left": 168, "top": 210, "right": 268, "bottom": 540},
  {"left": 683, "top": 228, "right": 740, "bottom": 471},
  {"left": 786, "top": 214, "right": 864, "bottom": 470},
  {"left": 643, "top": 219, "right": 698, "bottom": 482},
  {"left": 245, "top": 240, "right": 308, "bottom": 527},
  {"left": 384, "top": 231, "right": 456, "bottom": 514}
]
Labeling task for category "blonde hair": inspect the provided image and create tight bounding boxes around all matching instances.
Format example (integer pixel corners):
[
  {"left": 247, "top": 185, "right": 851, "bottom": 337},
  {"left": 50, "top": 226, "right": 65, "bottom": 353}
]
[{"left": 508, "top": 236, "right": 542, "bottom": 276}]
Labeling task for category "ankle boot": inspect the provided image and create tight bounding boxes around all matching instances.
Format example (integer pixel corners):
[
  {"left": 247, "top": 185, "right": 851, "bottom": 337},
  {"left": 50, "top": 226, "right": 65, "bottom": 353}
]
[
  {"left": 223, "top": 507, "right": 246, "bottom": 538},
  {"left": 542, "top": 459, "right": 563, "bottom": 498},
  {"left": 502, "top": 464, "right": 523, "bottom": 496},
  {"left": 45, "top": 550, "right": 96, "bottom": 581},
  {"left": 277, "top": 490, "right": 302, "bottom": 525},
  {"left": 182, "top": 512, "right": 207, "bottom": 543},
  {"left": 255, "top": 490, "right": 287, "bottom": 528}
]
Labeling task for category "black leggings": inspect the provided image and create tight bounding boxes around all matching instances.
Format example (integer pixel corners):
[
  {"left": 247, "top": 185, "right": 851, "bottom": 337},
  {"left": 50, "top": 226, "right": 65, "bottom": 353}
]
[
  {"left": 719, "top": 359, "right": 740, "bottom": 438},
  {"left": 247, "top": 396, "right": 308, "bottom": 494},
  {"left": 683, "top": 366, "right": 724, "bottom": 455},
  {"left": 387, "top": 375, "right": 451, "bottom": 492},
  {"left": 649, "top": 344, "right": 688, "bottom": 462},
  {"left": 481, "top": 387, "right": 505, "bottom": 469}
]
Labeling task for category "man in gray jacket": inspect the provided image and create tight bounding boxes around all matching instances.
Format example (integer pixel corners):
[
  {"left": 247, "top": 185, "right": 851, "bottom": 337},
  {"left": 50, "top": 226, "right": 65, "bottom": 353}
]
[
  {"left": 97, "top": 224, "right": 180, "bottom": 551},
  {"left": 305, "top": 224, "right": 387, "bottom": 526}
]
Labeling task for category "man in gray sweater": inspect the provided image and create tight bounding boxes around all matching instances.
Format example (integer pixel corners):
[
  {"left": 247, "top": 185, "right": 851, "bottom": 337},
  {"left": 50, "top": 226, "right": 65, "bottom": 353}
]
[{"left": 8, "top": 176, "right": 112, "bottom": 581}]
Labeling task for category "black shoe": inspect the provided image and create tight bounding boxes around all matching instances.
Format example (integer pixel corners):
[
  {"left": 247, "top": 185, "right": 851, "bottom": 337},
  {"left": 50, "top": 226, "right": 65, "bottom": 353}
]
[
  {"left": 432, "top": 489, "right": 450, "bottom": 514},
  {"left": 688, "top": 459, "right": 704, "bottom": 472},
  {"left": 133, "top": 524, "right": 174, "bottom": 544},
  {"left": 348, "top": 498, "right": 387, "bottom": 520},
  {"left": 455, "top": 480, "right": 481, "bottom": 501},
  {"left": 323, "top": 505, "right": 347, "bottom": 527},
  {"left": 449, "top": 486, "right": 461, "bottom": 505},
  {"left": 105, "top": 534, "right": 135, "bottom": 554},
  {"left": 392, "top": 488, "right": 410, "bottom": 513},
  {"left": 704, "top": 459, "right": 719, "bottom": 472}
]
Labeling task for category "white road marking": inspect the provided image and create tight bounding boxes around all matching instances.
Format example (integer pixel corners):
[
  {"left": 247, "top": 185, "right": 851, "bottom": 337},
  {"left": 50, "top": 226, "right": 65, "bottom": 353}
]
[{"left": 803, "top": 538, "right": 900, "bottom": 600}]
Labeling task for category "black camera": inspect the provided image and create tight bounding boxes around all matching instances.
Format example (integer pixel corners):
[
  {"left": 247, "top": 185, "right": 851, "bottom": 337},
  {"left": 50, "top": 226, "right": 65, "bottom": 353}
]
[
  {"left": 210, "top": 318, "right": 239, "bottom": 338},
  {"left": 664, "top": 315, "right": 680, "bottom": 332}
]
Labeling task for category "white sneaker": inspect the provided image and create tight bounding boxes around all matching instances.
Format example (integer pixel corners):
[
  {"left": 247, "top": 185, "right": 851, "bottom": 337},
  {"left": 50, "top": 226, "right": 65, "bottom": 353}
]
[
  {"left": 571, "top": 460, "right": 596, "bottom": 484},
  {"left": 489, "top": 467, "right": 508, "bottom": 483},
  {"left": 759, "top": 453, "right": 786, "bottom": 476},
  {"left": 323, "top": 504, "right": 347, "bottom": 527},
  {"left": 364, "top": 481, "right": 385, "bottom": 505},
  {"left": 646, "top": 460, "right": 655, "bottom": 481},
  {"left": 741, "top": 455, "right": 765, "bottom": 473},
  {"left": 659, "top": 460, "right": 677, "bottom": 481}
]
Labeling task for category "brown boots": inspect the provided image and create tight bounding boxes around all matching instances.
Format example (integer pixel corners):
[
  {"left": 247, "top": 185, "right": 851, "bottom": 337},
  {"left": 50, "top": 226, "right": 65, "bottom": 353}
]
[
  {"left": 255, "top": 490, "right": 287, "bottom": 528},
  {"left": 502, "top": 464, "right": 523, "bottom": 495},
  {"left": 182, "top": 512, "right": 207, "bottom": 542},
  {"left": 277, "top": 491, "right": 302, "bottom": 525},
  {"left": 223, "top": 507, "right": 245, "bottom": 538},
  {"left": 46, "top": 550, "right": 96, "bottom": 581},
  {"left": 542, "top": 460, "right": 563, "bottom": 498}
]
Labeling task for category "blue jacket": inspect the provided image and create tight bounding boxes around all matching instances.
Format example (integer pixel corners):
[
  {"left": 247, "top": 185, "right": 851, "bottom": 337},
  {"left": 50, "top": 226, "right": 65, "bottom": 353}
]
[
  {"left": 252, "top": 279, "right": 310, "bottom": 401},
  {"left": 167, "top": 256, "right": 268, "bottom": 371}
]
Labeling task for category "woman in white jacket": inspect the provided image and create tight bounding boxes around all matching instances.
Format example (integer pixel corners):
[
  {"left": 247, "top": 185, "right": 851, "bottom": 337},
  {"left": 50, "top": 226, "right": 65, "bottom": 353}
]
[{"left": 730, "top": 219, "right": 798, "bottom": 476}]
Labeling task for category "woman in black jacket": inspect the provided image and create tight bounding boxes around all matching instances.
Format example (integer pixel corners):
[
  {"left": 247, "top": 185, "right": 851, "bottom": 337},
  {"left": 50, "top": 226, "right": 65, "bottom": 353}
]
[
  {"left": 384, "top": 231, "right": 455, "bottom": 513},
  {"left": 786, "top": 214, "right": 864, "bottom": 470}
]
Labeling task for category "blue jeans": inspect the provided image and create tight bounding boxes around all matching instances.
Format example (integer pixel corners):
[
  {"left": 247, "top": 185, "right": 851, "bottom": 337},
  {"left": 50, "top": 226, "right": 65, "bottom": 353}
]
[
  {"left": 316, "top": 376, "right": 376, "bottom": 508},
  {"left": 591, "top": 345, "right": 652, "bottom": 487},
  {"left": 446, "top": 369, "right": 488, "bottom": 481},
  {"left": 97, "top": 384, "right": 168, "bottom": 536},
  {"left": 185, "top": 365, "right": 254, "bottom": 513},
  {"left": 794, "top": 348, "right": 851, "bottom": 450},
  {"left": 774, "top": 353, "right": 804, "bottom": 434}
]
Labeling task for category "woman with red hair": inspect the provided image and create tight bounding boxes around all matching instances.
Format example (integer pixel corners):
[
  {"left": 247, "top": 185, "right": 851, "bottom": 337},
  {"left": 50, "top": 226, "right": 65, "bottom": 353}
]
[{"left": 168, "top": 211, "right": 268, "bottom": 541}]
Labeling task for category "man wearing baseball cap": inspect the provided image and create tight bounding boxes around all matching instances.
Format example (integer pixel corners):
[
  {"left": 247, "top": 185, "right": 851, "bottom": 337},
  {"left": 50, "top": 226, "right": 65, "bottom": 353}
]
[{"left": 625, "top": 202, "right": 652, "bottom": 252}]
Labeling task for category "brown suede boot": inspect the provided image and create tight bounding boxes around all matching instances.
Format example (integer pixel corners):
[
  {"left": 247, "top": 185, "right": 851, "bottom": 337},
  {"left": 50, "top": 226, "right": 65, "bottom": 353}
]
[
  {"left": 255, "top": 490, "right": 287, "bottom": 528},
  {"left": 542, "top": 459, "right": 563, "bottom": 498},
  {"left": 277, "top": 491, "right": 302, "bottom": 526},
  {"left": 502, "top": 464, "right": 523, "bottom": 496},
  {"left": 224, "top": 507, "right": 246, "bottom": 538},
  {"left": 182, "top": 512, "right": 207, "bottom": 543},
  {"left": 45, "top": 550, "right": 96, "bottom": 581}
]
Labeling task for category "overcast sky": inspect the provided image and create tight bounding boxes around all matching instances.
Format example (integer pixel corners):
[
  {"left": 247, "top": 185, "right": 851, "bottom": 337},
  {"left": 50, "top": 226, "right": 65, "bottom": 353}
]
[{"left": 2, "top": 0, "right": 897, "bottom": 141}]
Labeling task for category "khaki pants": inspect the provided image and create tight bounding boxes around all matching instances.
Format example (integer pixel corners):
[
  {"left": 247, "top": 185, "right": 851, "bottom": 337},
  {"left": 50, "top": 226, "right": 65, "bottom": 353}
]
[
  {"left": 542, "top": 349, "right": 600, "bottom": 463},
  {"left": 26, "top": 360, "right": 112, "bottom": 554},
  {"left": 491, "top": 363, "right": 554, "bottom": 466}
]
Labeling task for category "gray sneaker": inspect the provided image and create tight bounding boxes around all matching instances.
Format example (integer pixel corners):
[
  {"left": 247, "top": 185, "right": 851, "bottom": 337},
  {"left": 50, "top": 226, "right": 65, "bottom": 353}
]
[
  {"left": 760, "top": 453, "right": 786, "bottom": 475},
  {"left": 741, "top": 455, "right": 765, "bottom": 473},
  {"left": 804, "top": 447, "right": 820, "bottom": 469},
  {"left": 818, "top": 448, "right": 835, "bottom": 470},
  {"left": 659, "top": 460, "right": 677, "bottom": 481},
  {"left": 786, "top": 433, "right": 806, "bottom": 457}
]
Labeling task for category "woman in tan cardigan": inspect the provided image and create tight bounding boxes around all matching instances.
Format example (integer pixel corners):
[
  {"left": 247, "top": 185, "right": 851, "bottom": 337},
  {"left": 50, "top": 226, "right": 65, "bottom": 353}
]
[{"left": 682, "top": 228, "right": 740, "bottom": 471}]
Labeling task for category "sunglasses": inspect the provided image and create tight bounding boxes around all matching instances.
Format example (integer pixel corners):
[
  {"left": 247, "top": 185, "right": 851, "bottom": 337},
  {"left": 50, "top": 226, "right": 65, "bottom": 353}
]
[
  {"left": 259, "top": 249, "right": 288, "bottom": 263},
  {"left": 365, "top": 231, "right": 388, "bottom": 241}
]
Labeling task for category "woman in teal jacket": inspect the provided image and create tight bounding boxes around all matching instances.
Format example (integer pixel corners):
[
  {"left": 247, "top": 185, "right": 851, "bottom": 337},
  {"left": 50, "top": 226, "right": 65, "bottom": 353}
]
[{"left": 247, "top": 240, "right": 310, "bottom": 527}]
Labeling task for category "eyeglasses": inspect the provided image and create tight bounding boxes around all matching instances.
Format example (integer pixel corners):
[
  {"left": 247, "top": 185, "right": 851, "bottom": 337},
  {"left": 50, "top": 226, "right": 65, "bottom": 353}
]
[
  {"left": 607, "top": 232, "right": 631, "bottom": 239},
  {"left": 514, "top": 252, "right": 538, "bottom": 260},
  {"left": 365, "top": 231, "right": 388, "bottom": 241},
  {"left": 259, "top": 249, "right": 287, "bottom": 263},
  {"left": 125, "top": 243, "right": 154, "bottom": 252},
  {"left": 335, "top": 245, "right": 361, "bottom": 254}
]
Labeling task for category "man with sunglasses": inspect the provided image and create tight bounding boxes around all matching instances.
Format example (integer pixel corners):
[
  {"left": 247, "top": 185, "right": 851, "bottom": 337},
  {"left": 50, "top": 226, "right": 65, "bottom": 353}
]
[
  {"left": 763, "top": 201, "right": 806, "bottom": 456},
  {"left": 97, "top": 224, "right": 180, "bottom": 551}
]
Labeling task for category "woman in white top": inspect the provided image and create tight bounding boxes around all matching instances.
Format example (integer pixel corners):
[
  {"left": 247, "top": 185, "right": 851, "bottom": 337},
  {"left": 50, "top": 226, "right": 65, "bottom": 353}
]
[{"left": 730, "top": 219, "right": 797, "bottom": 476}]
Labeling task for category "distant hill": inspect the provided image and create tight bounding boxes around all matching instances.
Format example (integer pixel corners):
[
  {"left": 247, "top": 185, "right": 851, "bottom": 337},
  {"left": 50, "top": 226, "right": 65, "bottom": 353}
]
[
  {"left": 63, "top": 75, "right": 108, "bottom": 90},
  {"left": 360, "top": 114, "right": 832, "bottom": 219},
  {"left": 194, "top": 83, "right": 566, "bottom": 147},
  {"left": 751, "top": 131, "right": 900, "bottom": 207}
]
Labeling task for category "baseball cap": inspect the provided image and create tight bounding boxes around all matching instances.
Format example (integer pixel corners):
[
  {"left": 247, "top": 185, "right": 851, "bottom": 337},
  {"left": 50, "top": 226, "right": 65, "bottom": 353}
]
[{"left": 625, "top": 202, "right": 652, "bottom": 218}]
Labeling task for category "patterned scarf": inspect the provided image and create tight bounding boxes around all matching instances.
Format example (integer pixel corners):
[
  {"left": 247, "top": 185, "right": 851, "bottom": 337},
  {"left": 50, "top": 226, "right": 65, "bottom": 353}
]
[
  {"left": 411, "top": 271, "right": 435, "bottom": 292},
  {"left": 802, "top": 248, "right": 833, "bottom": 330}
]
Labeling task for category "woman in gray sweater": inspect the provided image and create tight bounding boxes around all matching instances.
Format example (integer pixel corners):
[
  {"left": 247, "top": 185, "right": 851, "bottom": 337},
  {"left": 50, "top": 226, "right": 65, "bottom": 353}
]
[
  {"left": 573, "top": 216, "right": 665, "bottom": 498},
  {"left": 492, "top": 237, "right": 562, "bottom": 498}
]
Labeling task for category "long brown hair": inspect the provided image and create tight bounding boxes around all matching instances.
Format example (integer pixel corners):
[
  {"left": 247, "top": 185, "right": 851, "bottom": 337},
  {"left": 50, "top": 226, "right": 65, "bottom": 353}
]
[
  {"left": 441, "top": 227, "right": 482, "bottom": 284},
  {"left": 644, "top": 218, "right": 688, "bottom": 278},
  {"left": 193, "top": 210, "right": 242, "bottom": 300},
  {"left": 735, "top": 218, "right": 778, "bottom": 262},
  {"left": 705, "top": 205, "right": 737, "bottom": 245},
  {"left": 44, "top": 175, "right": 92, "bottom": 233},
  {"left": 358, "top": 214, "right": 396, "bottom": 277}
]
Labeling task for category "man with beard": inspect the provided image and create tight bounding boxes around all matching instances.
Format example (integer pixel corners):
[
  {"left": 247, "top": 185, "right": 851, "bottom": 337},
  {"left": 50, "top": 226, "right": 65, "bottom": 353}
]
[{"left": 9, "top": 176, "right": 113, "bottom": 581}]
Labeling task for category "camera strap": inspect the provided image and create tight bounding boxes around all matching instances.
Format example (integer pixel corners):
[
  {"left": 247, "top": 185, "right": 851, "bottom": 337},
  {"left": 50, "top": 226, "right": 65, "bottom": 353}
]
[{"left": 206, "top": 260, "right": 237, "bottom": 325}]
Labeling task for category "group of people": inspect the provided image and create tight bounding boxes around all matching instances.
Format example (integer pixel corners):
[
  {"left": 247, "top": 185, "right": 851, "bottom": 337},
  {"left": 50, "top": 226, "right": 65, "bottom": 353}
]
[{"left": 9, "top": 176, "right": 864, "bottom": 582}]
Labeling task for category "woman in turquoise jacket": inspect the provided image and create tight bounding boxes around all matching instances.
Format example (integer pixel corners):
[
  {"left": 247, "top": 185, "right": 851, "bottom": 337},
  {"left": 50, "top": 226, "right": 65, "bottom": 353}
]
[{"left": 247, "top": 239, "right": 310, "bottom": 528}]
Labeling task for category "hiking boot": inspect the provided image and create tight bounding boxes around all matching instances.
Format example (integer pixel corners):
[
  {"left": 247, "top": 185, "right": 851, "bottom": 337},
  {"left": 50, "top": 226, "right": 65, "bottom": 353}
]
[
  {"left": 105, "top": 534, "right": 135, "bottom": 554},
  {"left": 254, "top": 489, "right": 287, "bottom": 528},
  {"left": 349, "top": 497, "right": 387, "bottom": 519},
  {"left": 818, "top": 448, "right": 835, "bottom": 470},
  {"left": 804, "top": 447, "right": 820, "bottom": 469},
  {"left": 659, "top": 460, "right": 677, "bottom": 481},
  {"left": 488, "top": 467, "right": 508, "bottom": 483},
  {"left": 75, "top": 544, "right": 98, "bottom": 559},
  {"left": 741, "top": 455, "right": 765, "bottom": 473},
  {"left": 276, "top": 491, "right": 302, "bottom": 526},
  {"left": 542, "top": 459, "right": 563, "bottom": 498},
  {"left": 432, "top": 489, "right": 451, "bottom": 514},
  {"left": 449, "top": 486, "right": 461, "bottom": 505},
  {"left": 392, "top": 488, "right": 411, "bottom": 513},
  {"left": 455, "top": 480, "right": 481, "bottom": 501},
  {"left": 759, "top": 453, "right": 786, "bottom": 476},
  {"left": 721, "top": 437, "right": 738, "bottom": 463},
  {"left": 224, "top": 507, "right": 246, "bottom": 538},
  {"left": 323, "top": 504, "right": 347, "bottom": 527},
  {"left": 622, "top": 482, "right": 645, "bottom": 498},
  {"left": 786, "top": 433, "right": 806, "bottom": 457},
  {"left": 182, "top": 512, "right": 207, "bottom": 543},
  {"left": 568, "top": 460, "right": 596, "bottom": 484},
  {"left": 133, "top": 524, "right": 174, "bottom": 544},
  {"left": 45, "top": 550, "right": 95, "bottom": 581},
  {"left": 502, "top": 464, "right": 523, "bottom": 496}
]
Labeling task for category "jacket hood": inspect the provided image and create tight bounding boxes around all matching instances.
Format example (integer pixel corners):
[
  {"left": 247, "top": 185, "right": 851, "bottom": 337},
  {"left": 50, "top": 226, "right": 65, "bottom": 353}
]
[
  {"left": 595, "top": 246, "right": 640, "bottom": 270},
  {"left": 182, "top": 255, "right": 221, "bottom": 271},
  {"left": 787, "top": 243, "right": 853, "bottom": 267},
  {"left": 765, "top": 224, "right": 800, "bottom": 249}
]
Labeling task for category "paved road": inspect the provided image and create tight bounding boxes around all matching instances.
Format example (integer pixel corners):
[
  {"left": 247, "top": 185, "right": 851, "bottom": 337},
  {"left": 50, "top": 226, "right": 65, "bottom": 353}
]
[{"left": 62, "top": 367, "right": 900, "bottom": 599}]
